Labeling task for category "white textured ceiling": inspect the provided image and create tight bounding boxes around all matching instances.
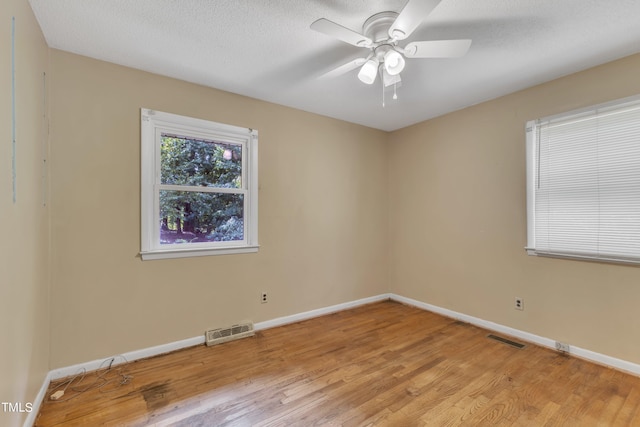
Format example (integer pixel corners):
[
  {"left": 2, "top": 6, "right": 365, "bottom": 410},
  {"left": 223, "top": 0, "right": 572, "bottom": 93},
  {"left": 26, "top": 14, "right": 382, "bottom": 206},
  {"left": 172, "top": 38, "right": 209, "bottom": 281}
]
[{"left": 29, "top": 0, "right": 640, "bottom": 131}]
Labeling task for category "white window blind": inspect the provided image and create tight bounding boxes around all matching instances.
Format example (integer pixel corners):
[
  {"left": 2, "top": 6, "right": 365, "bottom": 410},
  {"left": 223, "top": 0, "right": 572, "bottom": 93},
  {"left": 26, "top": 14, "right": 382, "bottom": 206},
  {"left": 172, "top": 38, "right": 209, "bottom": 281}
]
[{"left": 526, "top": 96, "right": 640, "bottom": 264}]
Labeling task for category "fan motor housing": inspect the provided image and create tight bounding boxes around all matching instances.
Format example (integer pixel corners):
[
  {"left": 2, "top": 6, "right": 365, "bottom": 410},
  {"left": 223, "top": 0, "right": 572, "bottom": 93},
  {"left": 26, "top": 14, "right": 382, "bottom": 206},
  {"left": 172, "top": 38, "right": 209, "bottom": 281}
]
[{"left": 362, "top": 11, "right": 399, "bottom": 43}]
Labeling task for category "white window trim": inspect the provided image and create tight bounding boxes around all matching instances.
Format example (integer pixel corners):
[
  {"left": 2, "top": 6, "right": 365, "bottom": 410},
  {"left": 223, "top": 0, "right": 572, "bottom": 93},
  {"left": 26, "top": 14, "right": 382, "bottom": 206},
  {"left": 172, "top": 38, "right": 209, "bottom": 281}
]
[
  {"left": 140, "top": 108, "right": 258, "bottom": 260},
  {"left": 525, "top": 120, "right": 537, "bottom": 257},
  {"left": 525, "top": 94, "right": 640, "bottom": 265}
]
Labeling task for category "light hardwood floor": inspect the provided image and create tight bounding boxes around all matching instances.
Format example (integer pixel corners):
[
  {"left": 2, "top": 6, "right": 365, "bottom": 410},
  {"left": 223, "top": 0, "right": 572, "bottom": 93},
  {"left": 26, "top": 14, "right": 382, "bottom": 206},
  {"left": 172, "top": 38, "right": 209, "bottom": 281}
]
[{"left": 35, "top": 301, "right": 640, "bottom": 426}]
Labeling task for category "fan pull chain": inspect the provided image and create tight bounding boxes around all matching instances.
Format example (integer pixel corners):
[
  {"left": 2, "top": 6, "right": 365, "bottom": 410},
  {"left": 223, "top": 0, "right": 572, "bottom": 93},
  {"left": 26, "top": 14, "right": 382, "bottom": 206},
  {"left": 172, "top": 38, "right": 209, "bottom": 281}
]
[
  {"left": 382, "top": 80, "right": 385, "bottom": 107},
  {"left": 393, "top": 82, "right": 398, "bottom": 100}
]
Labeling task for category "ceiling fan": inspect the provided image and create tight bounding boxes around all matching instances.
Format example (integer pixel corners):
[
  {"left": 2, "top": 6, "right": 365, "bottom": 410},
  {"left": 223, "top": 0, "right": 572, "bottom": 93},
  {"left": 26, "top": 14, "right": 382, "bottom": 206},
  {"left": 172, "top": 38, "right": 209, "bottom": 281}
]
[{"left": 311, "top": 0, "right": 471, "bottom": 90}]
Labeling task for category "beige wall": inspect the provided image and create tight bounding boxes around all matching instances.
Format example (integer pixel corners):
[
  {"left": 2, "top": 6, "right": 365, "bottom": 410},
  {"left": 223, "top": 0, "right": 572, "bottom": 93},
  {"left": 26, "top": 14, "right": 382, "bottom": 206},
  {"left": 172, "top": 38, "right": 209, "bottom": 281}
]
[
  {"left": 48, "top": 50, "right": 390, "bottom": 368},
  {"left": 0, "top": 0, "right": 50, "bottom": 425},
  {"left": 389, "top": 53, "right": 640, "bottom": 364}
]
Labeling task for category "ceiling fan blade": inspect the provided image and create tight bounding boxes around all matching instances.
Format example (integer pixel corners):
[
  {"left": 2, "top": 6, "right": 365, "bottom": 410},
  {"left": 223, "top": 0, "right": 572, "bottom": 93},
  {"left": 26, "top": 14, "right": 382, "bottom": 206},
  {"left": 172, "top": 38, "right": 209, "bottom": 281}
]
[
  {"left": 389, "top": 0, "right": 442, "bottom": 40},
  {"left": 311, "top": 18, "right": 373, "bottom": 47},
  {"left": 319, "top": 58, "right": 368, "bottom": 79},
  {"left": 403, "top": 39, "right": 472, "bottom": 58}
]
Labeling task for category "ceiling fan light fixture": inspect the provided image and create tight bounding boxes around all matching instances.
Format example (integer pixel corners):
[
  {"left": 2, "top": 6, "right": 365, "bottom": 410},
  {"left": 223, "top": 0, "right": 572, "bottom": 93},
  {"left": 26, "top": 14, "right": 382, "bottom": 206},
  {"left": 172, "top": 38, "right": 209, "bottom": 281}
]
[
  {"left": 382, "top": 68, "right": 401, "bottom": 87},
  {"left": 310, "top": 0, "right": 473, "bottom": 97},
  {"left": 384, "top": 49, "right": 405, "bottom": 75},
  {"left": 358, "top": 58, "right": 379, "bottom": 84}
]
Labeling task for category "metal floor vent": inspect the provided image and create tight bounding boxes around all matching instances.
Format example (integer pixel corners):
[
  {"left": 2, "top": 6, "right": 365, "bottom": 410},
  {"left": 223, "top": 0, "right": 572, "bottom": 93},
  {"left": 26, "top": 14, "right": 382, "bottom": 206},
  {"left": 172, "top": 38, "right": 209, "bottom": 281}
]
[
  {"left": 206, "top": 322, "right": 254, "bottom": 346},
  {"left": 487, "top": 334, "right": 526, "bottom": 349}
]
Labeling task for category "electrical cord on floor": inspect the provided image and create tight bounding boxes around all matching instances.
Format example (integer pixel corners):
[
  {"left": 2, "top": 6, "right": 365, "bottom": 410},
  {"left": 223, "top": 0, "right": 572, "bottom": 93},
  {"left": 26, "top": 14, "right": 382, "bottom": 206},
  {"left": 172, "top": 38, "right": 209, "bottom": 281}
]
[{"left": 48, "top": 355, "right": 133, "bottom": 402}]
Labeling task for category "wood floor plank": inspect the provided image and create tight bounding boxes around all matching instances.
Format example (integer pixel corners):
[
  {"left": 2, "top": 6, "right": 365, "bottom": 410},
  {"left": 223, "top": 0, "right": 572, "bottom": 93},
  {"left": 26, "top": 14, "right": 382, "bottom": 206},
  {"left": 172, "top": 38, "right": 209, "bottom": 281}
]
[
  {"left": 612, "top": 386, "right": 640, "bottom": 425},
  {"left": 34, "top": 301, "right": 640, "bottom": 426}
]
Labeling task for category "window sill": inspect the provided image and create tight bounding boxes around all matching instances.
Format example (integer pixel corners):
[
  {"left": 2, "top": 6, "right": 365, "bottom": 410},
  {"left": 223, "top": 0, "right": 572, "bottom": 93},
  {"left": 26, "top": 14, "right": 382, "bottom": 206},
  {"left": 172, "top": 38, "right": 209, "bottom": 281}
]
[
  {"left": 141, "top": 245, "right": 259, "bottom": 261},
  {"left": 525, "top": 247, "right": 640, "bottom": 266}
]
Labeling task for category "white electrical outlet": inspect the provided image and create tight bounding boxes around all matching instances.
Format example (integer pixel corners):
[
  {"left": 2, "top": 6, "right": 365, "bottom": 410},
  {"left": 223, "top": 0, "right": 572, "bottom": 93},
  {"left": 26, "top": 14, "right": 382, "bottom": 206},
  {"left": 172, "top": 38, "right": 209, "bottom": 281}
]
[
  {"left": 261, "top": 292, "right": 267, "bottom": 304},
  {"left": 515, "top": 297, "right": 524, "bottom": 311}
]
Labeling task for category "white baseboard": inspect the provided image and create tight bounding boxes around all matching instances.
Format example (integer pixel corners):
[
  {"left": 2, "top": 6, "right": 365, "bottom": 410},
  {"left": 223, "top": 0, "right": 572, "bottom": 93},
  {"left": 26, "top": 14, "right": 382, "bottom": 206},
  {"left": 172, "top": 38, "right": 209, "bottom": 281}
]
[
  {"left": 254, "top": 293, "right": 392, "bottom": 331},
  {"left": 26, "top": 291, "right": 640, "bottom": 426},
  {"left": 48, "top": 335, "right": 205, "bottom": 381},
  {"left": 23, "top": 371, "right": 53, "bottom": 427},
  {"left": 389, "top": 293, "right": 640, "bottom": 377}
]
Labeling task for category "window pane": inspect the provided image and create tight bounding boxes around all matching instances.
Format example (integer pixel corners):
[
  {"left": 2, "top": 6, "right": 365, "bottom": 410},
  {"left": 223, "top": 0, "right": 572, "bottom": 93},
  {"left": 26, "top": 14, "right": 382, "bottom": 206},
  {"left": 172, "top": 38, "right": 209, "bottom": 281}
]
[
  {"left": 159, "top": 190, "right": 244, "bottom": 244},
  {"left": 161, "top": 134, "right": 242, "bottom": 188}
]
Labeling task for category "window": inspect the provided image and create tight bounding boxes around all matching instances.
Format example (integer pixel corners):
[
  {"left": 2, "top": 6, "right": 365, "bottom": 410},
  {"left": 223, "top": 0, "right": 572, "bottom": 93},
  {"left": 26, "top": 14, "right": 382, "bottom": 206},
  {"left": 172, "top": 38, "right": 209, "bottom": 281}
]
[
  {"left": 141, "top": 109, "right": 258, "bottom": 260},
  {"left": 526, "top": 95, "right": 640, "bottom": 264}
]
